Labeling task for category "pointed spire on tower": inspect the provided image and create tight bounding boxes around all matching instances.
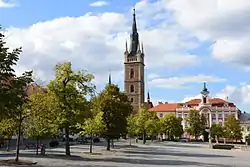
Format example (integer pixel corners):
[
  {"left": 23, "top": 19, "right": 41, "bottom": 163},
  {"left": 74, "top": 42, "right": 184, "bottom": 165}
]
[
  {"left": 141, "top": 42, "right": 144, "bottom": 53},
  {"left": 125, "top": 40, "right": 128, "bottom": 52},
  {"left": 132, "top": 8, "right": 137, "bottom": 33},
  {"left": 129, "top": 8, "right": 139, "bottom": 54},
  {"left": 108, "top": 70, "right": 112, "bottom": 85},
  {"left": 147, "top": 91, "right": 150, "bottom": 102}
]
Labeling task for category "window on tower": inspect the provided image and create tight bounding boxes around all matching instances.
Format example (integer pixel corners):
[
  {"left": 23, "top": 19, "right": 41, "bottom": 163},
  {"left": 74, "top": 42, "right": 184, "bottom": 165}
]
[
  {"left": 130, "top": 68, "right": 134, "bottom": 79},
  {"left": 131, "top": 98, "right": 134, "bottom": 102},
  {"left": 130, "top": 85, "right": 134, "bottom": 92}
]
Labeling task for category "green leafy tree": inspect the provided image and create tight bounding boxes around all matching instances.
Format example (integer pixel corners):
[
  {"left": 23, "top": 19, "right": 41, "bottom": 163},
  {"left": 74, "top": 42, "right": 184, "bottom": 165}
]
[
  {"left": 160, "top": 114, "right": 183, "bottom": 140},
  {"left": 135, "top": 106, "right": 158, "bottom": 144},
  {"left": 224, "top": 114, "right": 242, "bottom": 141},
  {"left": 186, "top": 110, "right": 206, "bottom": 139},
  {"left": 0, "top": 28, "right": 33, "bottom": 161},
  {"left": 97, "top": 84, "right": 132, "bottom": 150},
  {"left": 127, "top": 114, "right": 137, "bottom": 146},
  {"left": 0, "top": 118, "right": 18, "bottom": 151},
  {"left": 210, "top": 124, "right": 224, "bottom": 143},
  {"left": 0, "top": 28, "right": 20, "bottom": 119},
  {"left": 24, "top": 89, "right": 60, "bottom": 155},
  {"left": 145, "top": 114, "right": 160, "bottom": 141},
  {"left": 48, "top": 62, "right": 94, "bottom": 155},
  {"left": 78, "top": 112, "right": 105, "bottom": 153}
]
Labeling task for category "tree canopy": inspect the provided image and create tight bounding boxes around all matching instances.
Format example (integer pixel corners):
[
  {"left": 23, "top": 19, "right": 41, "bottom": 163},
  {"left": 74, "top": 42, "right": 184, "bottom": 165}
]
[
  {"left": 48, "top": 62, "right": 95, "bottom": 155},
  {"left": 186, "top": 110, "right": 206, "bottom": 139},
  {"left": 97, "top": 84, "right": 133, "bottom": 150},
  {"left": 224, "top": 114, "right": 242, "bottom": 140}
]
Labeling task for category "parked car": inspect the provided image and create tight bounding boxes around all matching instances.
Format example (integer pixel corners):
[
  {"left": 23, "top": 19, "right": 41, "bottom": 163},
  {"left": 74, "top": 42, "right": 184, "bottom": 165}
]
[{"left": 179, "top": 137, "right": 189, "bottom": 142}]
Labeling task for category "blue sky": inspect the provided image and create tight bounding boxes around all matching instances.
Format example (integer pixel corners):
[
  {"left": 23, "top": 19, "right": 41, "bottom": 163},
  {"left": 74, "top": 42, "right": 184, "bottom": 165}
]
[{"left": 1, "top": 0, "right": 250, "bottom": 111}]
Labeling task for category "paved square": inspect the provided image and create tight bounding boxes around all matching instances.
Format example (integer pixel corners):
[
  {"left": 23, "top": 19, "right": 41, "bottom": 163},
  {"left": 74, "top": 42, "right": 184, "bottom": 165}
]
[{"left": 0, "top": 141, "right": 249, "bottom": 167}]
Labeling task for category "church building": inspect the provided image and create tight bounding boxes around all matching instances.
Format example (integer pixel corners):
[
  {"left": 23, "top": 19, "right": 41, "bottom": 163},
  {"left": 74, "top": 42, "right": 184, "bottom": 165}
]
[{"left": 124, "top": 9, "right": 153, "bottom": 112}]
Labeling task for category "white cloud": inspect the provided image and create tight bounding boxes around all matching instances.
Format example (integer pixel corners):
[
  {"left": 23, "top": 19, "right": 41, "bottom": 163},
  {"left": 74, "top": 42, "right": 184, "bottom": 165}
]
[
  {"left": 182, "top": 94, "right": 202, "bottom": 103},
  {"left": 216, "top": 84, "right": 250, "bottom": 104},
  {"left": 89, "top": 1, "right": 108, "bottom": 7},
  {"left": 4, "top": 1, "right": 199, "bottom": 86},
  {"left": 164, "top": 0, "right": 250, "bottom": 67},
  {"left": 147, "top": 73, "right": 160, "bottom": 79},
  {"left": 149, "top": 74, "right": 226, "bottom": 89},
  {"left": 0, "top": 0, "right": 17, "bottom": 7}
]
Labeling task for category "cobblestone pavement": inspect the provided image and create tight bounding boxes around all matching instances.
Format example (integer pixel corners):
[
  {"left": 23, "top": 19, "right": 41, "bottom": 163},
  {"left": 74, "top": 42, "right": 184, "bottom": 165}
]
[{"left": 0, "top": 141, "right": 249, "bottom": 167}]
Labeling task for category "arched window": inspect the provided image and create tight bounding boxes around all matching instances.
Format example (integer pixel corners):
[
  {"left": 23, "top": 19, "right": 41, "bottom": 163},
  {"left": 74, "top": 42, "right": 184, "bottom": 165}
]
[
  {"left": 131, "top": 98, "right": 134, "bottom": 102},
  {"left": 130, "top": 68, "right": 134, "bottom": 79},
  {"left": 130, "top": 85, "right": 134, "bottom": 92}
]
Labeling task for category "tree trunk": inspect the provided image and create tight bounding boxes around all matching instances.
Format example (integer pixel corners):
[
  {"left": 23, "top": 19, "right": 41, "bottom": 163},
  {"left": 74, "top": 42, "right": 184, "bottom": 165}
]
[
  {"left": 6, "top": 139, "right": 10, "bottom": 152},
  {"left": 215, "top": 135, "right": 219, "bottom": 144},
  {"left": 151, "top": 136, "right": 153, "bottom": 142},
  {"left": 143, "top": 132, "right": 146, "bottom": 144},
  {"left": 15, "top": 118, "right": 22, "bottom": 162},
  {"left": 106, "top": 138, "right": 110, "bottom": 151},
  {"left": 65, "top": 126, "right": 70, "bottom": 156},
  {"left": 129, "top": 137, "right": 132, "bottom": 146},
  {"left": 36, "top": 138, "right": 39, "bottom": 155},
  {"left": 89, "top": 134, "right": 93, "bottom": 153},
  {"left": 111, "top": 139, "right": 114, "bottom": 148}
]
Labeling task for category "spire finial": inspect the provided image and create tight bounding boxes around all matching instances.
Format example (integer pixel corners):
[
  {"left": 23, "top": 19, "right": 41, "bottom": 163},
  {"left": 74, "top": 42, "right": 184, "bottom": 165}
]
[{"left": 201, "top": 82, "right": 209, "bottom": 95}]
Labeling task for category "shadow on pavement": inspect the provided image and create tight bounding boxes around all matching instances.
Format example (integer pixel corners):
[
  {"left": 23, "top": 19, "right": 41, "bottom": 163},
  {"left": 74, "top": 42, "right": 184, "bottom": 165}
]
[{"left": 122, "top": 150, "right": 233, "bottom": 158}]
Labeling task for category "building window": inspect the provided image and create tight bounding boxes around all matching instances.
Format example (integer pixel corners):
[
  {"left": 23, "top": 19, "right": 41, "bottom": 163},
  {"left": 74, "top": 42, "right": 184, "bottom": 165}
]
[
  {"left": 130, "top": 68, "right": 134, "bottom": 79},
  {"left": 218, "top": 114, "right": 222, "bottom": 118},
  {"left": 212, "top": 114, "right": 216, "bottom": 118},
  {"left": 219, "top": 122, "right": 223, "bottom": 126},
  {"left": 184, "top": 114, "right": 187, "bottom": 118},
  {"left": 159, "top": 113, "right": 163, "bottom": 117},
  {"left": 131, "top": 98, "right": 134, "bottom": 102},
  {"left": 203, "top": 97, "right": 207, "bottom": 103},
  {"left": 178, "top": 114, "right": 182, "bottom": 118},
  {"left": 130, "top": 85, "right": 134, "bottom": 92}
]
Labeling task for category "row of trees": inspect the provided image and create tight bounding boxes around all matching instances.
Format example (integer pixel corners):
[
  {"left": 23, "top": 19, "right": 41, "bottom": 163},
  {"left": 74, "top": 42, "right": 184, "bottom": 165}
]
[
  {"left": 184, "top": 110, "right": 242, "bottom": 142},
  {"left": 0, "top": 27, "right": 134, "bottom": 161}
]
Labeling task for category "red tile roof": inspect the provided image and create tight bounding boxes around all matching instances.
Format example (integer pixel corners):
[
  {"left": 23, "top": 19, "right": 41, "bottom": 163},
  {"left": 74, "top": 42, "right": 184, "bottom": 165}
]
[
  {"left": 149, "top": 98, "right": 236, "bottom": 112},
  {"left": 150, "top": 103, "right": 178, "bottom": 112}
]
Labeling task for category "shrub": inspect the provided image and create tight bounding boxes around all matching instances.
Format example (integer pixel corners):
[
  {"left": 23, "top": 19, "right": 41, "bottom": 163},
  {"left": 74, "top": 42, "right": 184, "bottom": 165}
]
[
  {"left": 212, "top": 144, "right": 234, "bottom": 150},
  {"left": 49, "top": 140, "right": 59, "bottom": 147}
]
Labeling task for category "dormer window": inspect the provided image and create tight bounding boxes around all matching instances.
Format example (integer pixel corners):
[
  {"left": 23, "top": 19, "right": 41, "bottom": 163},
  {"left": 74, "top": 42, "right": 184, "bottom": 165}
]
[{"left": 130, "top": 68, "right": 134, "bottom": 79}]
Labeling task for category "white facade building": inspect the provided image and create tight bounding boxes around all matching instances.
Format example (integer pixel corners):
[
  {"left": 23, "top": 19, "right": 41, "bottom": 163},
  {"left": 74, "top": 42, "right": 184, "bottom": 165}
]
[{"left": 150, "top": 83, "right": 240, "bottom": 132}]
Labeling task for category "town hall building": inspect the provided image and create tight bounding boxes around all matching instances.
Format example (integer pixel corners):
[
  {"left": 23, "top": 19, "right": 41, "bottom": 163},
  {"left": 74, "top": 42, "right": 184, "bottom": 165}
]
[{"left": 149, "top": 83, "right": 241, "bottom": 131}]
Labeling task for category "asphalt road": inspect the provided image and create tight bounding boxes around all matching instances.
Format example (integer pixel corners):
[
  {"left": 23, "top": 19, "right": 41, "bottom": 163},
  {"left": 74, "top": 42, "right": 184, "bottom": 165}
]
[{"left": 0, "top": 140, "right": 249, "bottom": 167}]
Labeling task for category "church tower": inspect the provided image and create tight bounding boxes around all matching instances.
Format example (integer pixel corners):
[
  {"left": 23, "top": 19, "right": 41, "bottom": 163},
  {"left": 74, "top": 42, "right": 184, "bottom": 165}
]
[{"left": 124, "top": 9, "right": 145, "bottom": 112}]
